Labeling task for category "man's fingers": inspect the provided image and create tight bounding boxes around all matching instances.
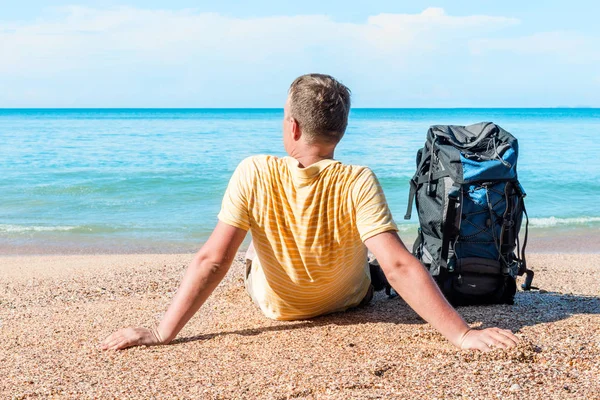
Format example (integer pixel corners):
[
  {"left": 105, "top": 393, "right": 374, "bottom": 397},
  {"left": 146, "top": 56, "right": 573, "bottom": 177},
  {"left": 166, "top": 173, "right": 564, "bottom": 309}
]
[
  {"left": 475, "top": 328, "right": 518, "bottom": 351},
  {"left": 105, "top": 336, "right": 122, "bottom": 347},
  {"left": 103, "top": 336, "right": 123, "bottom": 350},
  {"left": 106, "top": 338, "right": 129, "bottom": 351},
  {"left": 493, "top": 327, "right": 518, "bottom": 337},
  {"left": 101, "top": 327, "right": 148, "bottom": 350},
  {"left": 101, "top": 332, "right": 119, "bottom": 346},
  {"left": 101, "top": 329, "right": 129, "bottom": 350},
  {"left": 461, "top": 328, "right": 520, "bottom": 352},
  {"left": 487, "top": 334, "right": 509, "bottom": 348},
  {"left": 102, "top": 328, "right": 128, "bottom": 345},
  {"left": 477, "top": 341, "right": 492, "bottom": 352},
  {"left": 489, "top": 329, "right": 519, "bottom": 347},
  {"left": 486, "top": 338, "right": 507, "bottom": 349},
  {"left": 494, "top": 328, "right": 520, "bottom": 344},
  {"left": 113, "top": 339, "right": 131, "bottom": 350}
]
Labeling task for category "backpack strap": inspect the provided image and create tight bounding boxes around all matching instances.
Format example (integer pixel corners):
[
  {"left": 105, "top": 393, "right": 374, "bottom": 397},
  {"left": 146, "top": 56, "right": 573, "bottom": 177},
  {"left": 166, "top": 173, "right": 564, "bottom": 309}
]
[
  {"left": 521, "top": 203, "right": 529, "bottom": 269},
  {"left": 499, "top": 181, "right": 520, "bottom": 271},
  {"left": 520, "top": 203, "right": 535, "bottom": 290},
  {"left": 440, "top": 184, "right": 460, "bottom": 270},
  {"left": 405, "top": 147, "right": 432, "bottom": 220},
  {"left": 426, "top": 138, "right": 438, "bottom": 196},
  {"left": 405, "top": 170, "right": 452, "bottom": 220},
  {"left": 511, "top": 182, "right": 534, "bottom": 290},
  {"left": 417, "top": 170, "right": 450, "bottom": 184},
  {"left": 404, "top": 178, "right": 418, "bottom": 220}
]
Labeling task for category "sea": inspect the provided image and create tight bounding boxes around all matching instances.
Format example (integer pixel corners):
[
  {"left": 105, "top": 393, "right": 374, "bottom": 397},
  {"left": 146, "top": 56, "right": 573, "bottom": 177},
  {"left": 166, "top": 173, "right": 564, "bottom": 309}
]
[{"left": 1, "top": 108, "right": 599, "bottom": 254}]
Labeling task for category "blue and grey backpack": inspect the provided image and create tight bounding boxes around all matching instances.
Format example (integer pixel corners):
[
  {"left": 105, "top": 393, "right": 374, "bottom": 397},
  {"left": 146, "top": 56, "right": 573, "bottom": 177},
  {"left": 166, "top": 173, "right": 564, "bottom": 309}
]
[{"left": 405, "top": 122, "right": 534, "bottom": 305}]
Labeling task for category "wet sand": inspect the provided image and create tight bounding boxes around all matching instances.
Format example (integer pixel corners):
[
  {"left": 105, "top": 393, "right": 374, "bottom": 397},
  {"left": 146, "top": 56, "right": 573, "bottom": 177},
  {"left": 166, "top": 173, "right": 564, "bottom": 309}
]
[
  {"left": 1, "top": 252, "right": 599, "bottom": 399},
  {"left": 3, "top": 225, "right": 600, "bottom": 256}
]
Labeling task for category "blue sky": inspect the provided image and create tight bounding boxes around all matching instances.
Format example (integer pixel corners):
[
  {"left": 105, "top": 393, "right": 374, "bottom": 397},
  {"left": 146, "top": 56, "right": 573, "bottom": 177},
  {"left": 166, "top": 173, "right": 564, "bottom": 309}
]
[{"left": 1, "top": 1, "right": 599, "bottom": 107}]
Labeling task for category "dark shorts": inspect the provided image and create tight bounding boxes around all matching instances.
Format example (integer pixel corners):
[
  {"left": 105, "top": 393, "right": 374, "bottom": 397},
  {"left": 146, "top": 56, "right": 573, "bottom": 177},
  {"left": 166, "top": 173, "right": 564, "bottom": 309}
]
[{"left": 357, "top": 284, "right": 374, "bottom": 307}]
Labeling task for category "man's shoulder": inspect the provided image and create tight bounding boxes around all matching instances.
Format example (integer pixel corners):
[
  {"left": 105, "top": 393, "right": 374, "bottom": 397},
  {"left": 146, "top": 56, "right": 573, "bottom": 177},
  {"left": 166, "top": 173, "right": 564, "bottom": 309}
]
[
  {"left": 331, "top": 162, "right": 376, "bottom": 180},
  {"left": 237, "top": 156, "right": 377, "bottom": 182},
  {"left": 330, "top": 164, "right": 384, "bottom": 199},
  {"left": 237, "top": 154, "right": 284, "bottom": 171}
]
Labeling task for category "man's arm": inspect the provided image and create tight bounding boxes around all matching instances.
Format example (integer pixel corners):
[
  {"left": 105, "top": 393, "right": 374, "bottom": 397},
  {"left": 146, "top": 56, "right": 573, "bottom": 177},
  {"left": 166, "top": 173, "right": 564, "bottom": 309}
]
[
  {"left": 101, "top": 221, "right": 247, "bottom": 351},
  {"left": 364, "top": 231, "right": 519, "bottom": 351}
]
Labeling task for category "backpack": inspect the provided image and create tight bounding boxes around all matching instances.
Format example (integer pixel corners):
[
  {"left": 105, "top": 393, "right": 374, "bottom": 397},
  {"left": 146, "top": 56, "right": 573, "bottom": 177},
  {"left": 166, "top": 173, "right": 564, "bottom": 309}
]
[{"left": 404, "top": 122, "right": 534, "bottom": 306}]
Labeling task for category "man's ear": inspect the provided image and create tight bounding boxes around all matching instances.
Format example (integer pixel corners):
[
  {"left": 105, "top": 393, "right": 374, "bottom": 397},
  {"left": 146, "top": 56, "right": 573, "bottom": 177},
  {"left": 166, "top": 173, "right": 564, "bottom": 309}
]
[{"left": 290, "top": 118, "right": 302, "bottom": 141}]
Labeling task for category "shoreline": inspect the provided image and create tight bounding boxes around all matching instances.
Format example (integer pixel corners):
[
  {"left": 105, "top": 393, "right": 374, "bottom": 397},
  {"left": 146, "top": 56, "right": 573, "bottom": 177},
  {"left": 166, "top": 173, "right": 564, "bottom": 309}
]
[{"left": 2, "top": 226, "right": 600, "bottom": 256}]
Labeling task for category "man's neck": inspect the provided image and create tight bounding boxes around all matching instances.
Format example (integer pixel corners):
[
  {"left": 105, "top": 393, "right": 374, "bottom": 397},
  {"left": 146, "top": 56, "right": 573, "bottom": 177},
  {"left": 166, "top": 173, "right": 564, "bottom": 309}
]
[
  {"left": 293, "top": 155, "right": 334, "bottom": 168},
  {"left": 289, "top": 145, "right": 336, "bottom": 168}
]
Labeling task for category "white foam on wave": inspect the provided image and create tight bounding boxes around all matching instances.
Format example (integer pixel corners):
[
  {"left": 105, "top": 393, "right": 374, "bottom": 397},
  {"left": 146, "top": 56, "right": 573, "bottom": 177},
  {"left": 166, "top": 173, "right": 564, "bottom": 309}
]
[
  {"left": 529, "top": 216, "right": 600, "bottom": 227},
  {"left": 0, "top": 224, "right": 79, "bottom": 233},
  {"left": 396, "top": 223, "right": 419, "bottom": 232}
]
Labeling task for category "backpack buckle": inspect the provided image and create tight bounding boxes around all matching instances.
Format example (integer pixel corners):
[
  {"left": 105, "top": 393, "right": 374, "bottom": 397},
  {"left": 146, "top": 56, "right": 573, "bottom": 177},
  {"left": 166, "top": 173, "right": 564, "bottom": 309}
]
[
  {"left": 506, "top": 260, "right": 520, "bottom": 278},
  {"left": 447, "top": 257, "right": 456, "bottom": 273},
  {"left": 427, "top": 182, "right": 437, "bottom": 196}
]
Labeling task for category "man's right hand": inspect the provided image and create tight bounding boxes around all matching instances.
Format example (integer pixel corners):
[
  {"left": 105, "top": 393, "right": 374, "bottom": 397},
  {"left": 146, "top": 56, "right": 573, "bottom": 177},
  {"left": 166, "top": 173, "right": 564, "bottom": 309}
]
[
  {"left": 99, "top": 221, "right": 247, "bottom": 351},
  {"left": 459, "top": 328, "right": 520, "bottom": 352},
  {"left": 101, "top": 326, "right": 164, "bottom": 351}
]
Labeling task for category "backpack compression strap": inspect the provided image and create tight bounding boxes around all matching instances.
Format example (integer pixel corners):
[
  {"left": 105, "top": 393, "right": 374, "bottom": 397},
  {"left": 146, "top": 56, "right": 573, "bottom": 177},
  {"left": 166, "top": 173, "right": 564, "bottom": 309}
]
[
  {"left": 404, "top": 179, "right": 417, "bottom": 220},
  {"left": 520, "top": 204, "right": 535, "bottom": 290},
  {"left": 440, "top": 184, "right": 460, "bottom": 270},
  {"left": 405, "top": 171, "right": 451, "bottom": 220},
  {"left": 405, "top": 144, "right": 434, "bottom": 220}
]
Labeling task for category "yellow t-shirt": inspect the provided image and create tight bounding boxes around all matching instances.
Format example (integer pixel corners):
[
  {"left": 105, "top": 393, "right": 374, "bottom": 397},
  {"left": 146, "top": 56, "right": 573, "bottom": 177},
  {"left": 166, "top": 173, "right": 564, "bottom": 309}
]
[{"left": 218, "top": 155, "right": 398, "bottom": 320}]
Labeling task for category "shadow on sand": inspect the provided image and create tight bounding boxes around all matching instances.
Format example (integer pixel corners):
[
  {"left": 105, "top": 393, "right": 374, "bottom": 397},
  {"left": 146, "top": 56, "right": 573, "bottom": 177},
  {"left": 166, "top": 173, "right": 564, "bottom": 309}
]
[
  {"left": 486, "top": 290, "right": 600, "bottom": 330},
  {"left": 172, "top": 290, "right": 600, "bottom": 346},
  {"left": 171, "top": 291, "right": 423, "bottom": 345}
]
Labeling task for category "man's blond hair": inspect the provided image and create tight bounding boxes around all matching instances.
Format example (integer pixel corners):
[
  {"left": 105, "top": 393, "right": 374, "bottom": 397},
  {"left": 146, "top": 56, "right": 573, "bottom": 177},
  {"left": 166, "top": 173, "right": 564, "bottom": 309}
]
[{"left": 288, "top": 74, "right": 351, "bottom": 144}]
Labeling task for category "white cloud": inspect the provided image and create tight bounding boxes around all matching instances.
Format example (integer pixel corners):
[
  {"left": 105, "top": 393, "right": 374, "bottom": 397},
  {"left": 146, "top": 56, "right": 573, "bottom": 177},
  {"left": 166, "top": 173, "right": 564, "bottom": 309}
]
[
  {"left": 0, "top": 7, "right": 518, "bottom": 74},
  {"left": 0, "top": 6, "right": 598, "bottom": 106},
  {"left": 470, "top": 31, "right": 600, "bottom": 64}
]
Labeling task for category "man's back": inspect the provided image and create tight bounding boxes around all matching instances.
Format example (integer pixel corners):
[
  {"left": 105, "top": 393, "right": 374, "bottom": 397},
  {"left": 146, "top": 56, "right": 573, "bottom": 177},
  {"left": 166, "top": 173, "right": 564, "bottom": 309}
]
[{"left": 218, "top": 155, "right": 397, "bottom": 320}]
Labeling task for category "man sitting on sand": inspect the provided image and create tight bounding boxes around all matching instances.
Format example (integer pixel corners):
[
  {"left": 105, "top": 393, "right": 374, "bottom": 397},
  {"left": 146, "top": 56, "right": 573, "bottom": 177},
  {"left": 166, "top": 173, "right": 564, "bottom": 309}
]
[{"left": 102, "top": 74, "right": 518, "bottom": 352}]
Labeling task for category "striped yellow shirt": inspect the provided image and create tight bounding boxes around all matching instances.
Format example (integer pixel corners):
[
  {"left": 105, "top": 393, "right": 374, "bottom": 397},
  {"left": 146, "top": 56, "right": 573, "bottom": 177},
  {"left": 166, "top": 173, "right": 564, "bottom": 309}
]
[{"left": 218, "top": 155, "right": 398, "bottom": 320}]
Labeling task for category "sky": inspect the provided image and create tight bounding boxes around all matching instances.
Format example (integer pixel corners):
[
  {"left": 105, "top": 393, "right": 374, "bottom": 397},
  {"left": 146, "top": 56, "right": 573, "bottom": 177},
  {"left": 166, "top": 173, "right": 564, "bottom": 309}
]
[{"left": 1, "top": 1, "right": 599, "bottom": 107}]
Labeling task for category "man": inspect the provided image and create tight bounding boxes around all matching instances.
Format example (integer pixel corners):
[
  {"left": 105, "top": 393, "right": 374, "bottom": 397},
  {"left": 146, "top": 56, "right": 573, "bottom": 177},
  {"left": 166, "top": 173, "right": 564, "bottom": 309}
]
[{"left": 102, "top": 74, "right": 518, "bottom": 352}]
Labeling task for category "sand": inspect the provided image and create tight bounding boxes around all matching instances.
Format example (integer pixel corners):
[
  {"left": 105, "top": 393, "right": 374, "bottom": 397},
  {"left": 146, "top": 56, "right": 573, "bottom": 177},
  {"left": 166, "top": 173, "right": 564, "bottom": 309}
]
[{"left": 1, "top": 252, "right": 599, "bottom": 399}]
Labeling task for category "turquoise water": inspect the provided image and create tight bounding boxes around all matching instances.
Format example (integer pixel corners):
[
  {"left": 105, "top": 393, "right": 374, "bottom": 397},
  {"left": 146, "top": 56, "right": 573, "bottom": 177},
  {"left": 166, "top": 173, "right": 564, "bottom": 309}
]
[{"left": 1, "top": 108, "right": 599, "bottom": 253}]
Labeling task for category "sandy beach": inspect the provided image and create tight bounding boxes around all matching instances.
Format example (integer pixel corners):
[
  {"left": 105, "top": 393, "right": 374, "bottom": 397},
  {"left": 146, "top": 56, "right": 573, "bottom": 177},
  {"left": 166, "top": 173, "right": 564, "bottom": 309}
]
[{"left": 1, "top": 252, "right": 599, "bottom": 399}]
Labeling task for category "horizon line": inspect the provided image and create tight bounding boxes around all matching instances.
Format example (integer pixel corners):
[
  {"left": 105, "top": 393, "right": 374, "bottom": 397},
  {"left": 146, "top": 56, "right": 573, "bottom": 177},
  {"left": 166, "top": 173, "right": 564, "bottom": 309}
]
[{"left": 0, "top": 107, "right": 598, "bottom": 110}]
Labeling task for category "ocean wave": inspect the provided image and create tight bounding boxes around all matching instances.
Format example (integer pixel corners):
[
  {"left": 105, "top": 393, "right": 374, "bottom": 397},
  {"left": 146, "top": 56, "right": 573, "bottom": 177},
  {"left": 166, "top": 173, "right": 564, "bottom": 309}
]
[
  {"left": 0, "top": 224, "right": 79, "bottom": 233},
  {"left": 1, "top": 218, "right": 596, "bottom": 237},
  {"left": 396, "top": 223, "right": 419, "bottom": 232},
  {"left": 396, "top": 218, "right": 600, "bottom": 231},
  {"left": 0, "top": 224, "right": 122, "bottom": 234},
  {"left": 529, "top": 216, "right": 600, "bottom": 227}
]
